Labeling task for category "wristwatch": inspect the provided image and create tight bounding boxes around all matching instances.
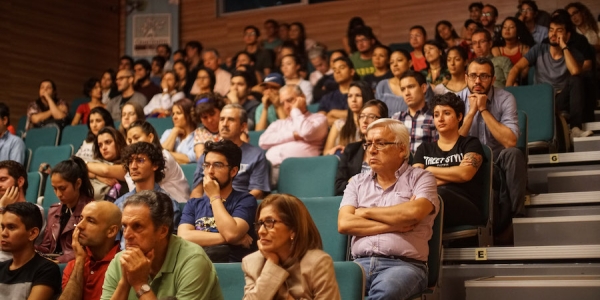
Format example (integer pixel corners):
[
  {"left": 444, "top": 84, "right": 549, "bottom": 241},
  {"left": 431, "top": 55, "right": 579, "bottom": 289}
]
[{"left": 136, "top": 284, "right": 151, "bottom": 298}]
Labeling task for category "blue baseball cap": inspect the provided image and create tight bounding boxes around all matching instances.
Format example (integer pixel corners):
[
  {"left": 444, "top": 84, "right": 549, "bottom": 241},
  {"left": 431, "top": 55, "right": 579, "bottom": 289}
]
[{"left": 261, "top": 73, "right": 285, "bottom": 88}]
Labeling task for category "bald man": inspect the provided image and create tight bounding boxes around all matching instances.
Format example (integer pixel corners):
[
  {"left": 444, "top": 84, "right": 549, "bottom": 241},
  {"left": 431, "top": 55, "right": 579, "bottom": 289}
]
[
  {"left": 106, "top": 69, "right": 148, "bottom": 120},
  {"left": 59, "top": 202, "right": 122, "bottom": 300}
]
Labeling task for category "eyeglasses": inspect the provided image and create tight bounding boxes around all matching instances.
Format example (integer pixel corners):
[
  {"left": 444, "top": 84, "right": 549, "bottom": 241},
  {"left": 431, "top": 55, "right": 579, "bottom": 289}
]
[
  {"left": 244, "top": 32, "right": 257, "bottom": 37},
  {"left": 467, "top": 73, "right": 492, "bottom": 81},
  {"left": 129, "top": 157, "right": 147, "bottom": 165},
  {"left": 481, "top": 12, "right": 492, "bottom": 17},
  {"left": 254, "top": 218, "right": 283, "bottom": 231},
  {"left": 472, "top": 39, "right": 489, "bottom": 46},
  {"left": 202, "top": 162, "right": 230, "bottom": 170},
  {"left": 520, "top": 8, "right": 533, "bottom": 13},
  {"left": 363, "top": 141, "right": 398, "bottom": 150},
  {"left": 358, "top": 114, "right": 380, "bottom": 122},
  {"left": 116, "top": 76, "right": 132, "bottom": 81}
]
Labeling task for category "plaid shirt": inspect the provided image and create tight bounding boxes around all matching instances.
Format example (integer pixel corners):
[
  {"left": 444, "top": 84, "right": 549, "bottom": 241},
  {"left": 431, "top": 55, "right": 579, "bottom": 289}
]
[{"left": 392, "top": 104, "right": 438, "bottom": 153}]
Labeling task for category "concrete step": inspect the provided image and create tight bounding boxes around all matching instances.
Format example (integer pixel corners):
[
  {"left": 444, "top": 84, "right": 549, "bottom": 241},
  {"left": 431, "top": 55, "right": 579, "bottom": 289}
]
[
  {"left": 547, "top": 170, "right": 600, "bottom": 193},
  {"left": 444, "top": 245, "right": 600, "bottom": 261},
  {"left": 528, "top": 151, "right": 600, "bottom": 165},
  {"left": 465, "top": 275, "right": 600, "bottom": 300},
  {"left": 513, "top": 215, "right": 600, "bottom": 246},
  {"left": 528, "top": 165, "right": 600, "bottom": 194},
  {"left": 526, "top": 191, "right": 600, "bottom": 206},
  {"left": 526, "top": 205, "right": 600, "bottom": 218},
  {"left": 573, "top": 136, "right": 600, "bottom": 152},
  {"left": 442, "top": 263, "right": 600, "bottom": 300},
  {"left": 583, "top": 122, "right": 600, "bottom": 132}
]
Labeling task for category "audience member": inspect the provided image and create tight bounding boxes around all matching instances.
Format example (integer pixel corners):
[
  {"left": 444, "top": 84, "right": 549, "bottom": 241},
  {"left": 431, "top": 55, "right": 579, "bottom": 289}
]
[
  {"left": 194, "top": 94, "right": 226, "bottom": 159},
  {"left": 118, "top": 55, "right": 133, "bottom": 71},
  {"left": 143, "top": 71, "right": 185, "bottom": 117},
  {"left": 118, "top": 102, "right": 145, "bottom": 137},
  {"left": 289, "top": 22, "right": 317, "bottom": 59},
  {"left": 100, "top": 69, "right": 119, "bottom": 105},
  {"left": 516, "top": 0, "right": 551, "bottom": 27},
  {"left": 180, "top": 140, "right": 257, "bottom": 262},
  {"left": 414, "top": 92, "right": 485, "bottom": 229},
  {"left": 566, "top": 2, "right": 600, "bottom": 49},
  {"left": 173, "top": 59, "right": 194, "bottom": 97},
  {"left": 312, "top": 49, "right": 346, "bottom": 102},
  {"left": 228, "top": 71, "right": 261, "bottom": 130},
  {"left": 88, "top": 127, "right": 128, "bottom": 201},
  {"left": 280, "top": 55, "right": 313, "bottom": 104},
  {"left": 481, "top": 4, "right": 501, "bottom": 37},
  {"left": 343, "top": 16, "right": 366, "bottom": 54},
  {"left": 192, "top": 104, "right": 270, "bottom": 199},
  {"left": 472, "top": 28, "right": 513, "bottom": 88},
  {"left": 349, "top": 26, "right": 377, "bottom": 78},
  {"left": 462, "top": 19, "right": 483, "bottom": 55},
  {"left": 101, "top": 190, "right": 223, "bottom": 299},
  {"left": 338, "top": 119, "right": 439, "bottom": 300},
  {"left": 233, "top": 51, "right": 263, "bottom": 86},
  {"left": 262, "top": 19, "right": 283, "bottom": 50},
  {"left": 156, "top": 43, "right": 173, "bottom": 71},
  {"left": 507, "top": 15, "right": 591, "bottom": 138},
  {"left": 409, "top": 26, "right": 428, "bottom": 72},
  {"left": 106, "top": 69, "right": 147, "bottom": 121},
  {"left": 274, "top": 41, "right": 297, "bottom": 74},
  {"left": 393, "top": 70, "right": 438, "bottom": 153},
  {"left": 160, "top": 99, "right": 197, "bottom": 164},
  {"left": 26, "top": 79, "right": 68, "bottom": 130},
  {"left": 190, "top": 67, "right": 217, "bottom": 97},
  {"left": 75, "top": 107, "right": 114, "bottom": 162},
  {"left": 185, "top": 40, "right": 204, "bottom": 78},
  {"left": 334, "top": 100, "right": 388, "bottom": 195},
  {"left": 0, "top": 202, "right": 61, "bottom": 300},
  {"left": 434, "top": 46, "right": 469, "bottom": 95},
  {"left": 259, "top": 84, "right": 328, "bottom": 186},
  {"left": 518, "top": 1, "right": 549, "bottom": 45},
  {"left": 150, "top": 55, "right": 166, "bottom": 86},
  {"left": 243, "top": 25, "right": 274, "bottom": 77},
  {"left": 0, "top": 104, "right": 25, "bottom": 164},
  {"left": 323, "top": 81, "right": 374, "bottom": 155},
  {"left": 279, "top": 22, "right": 290, "bottom": 41},
  {"left": 492, "top": 17, "right": 535, "bottom": 67},
  {"left": 422, "top": 40, "right": 449, "bottom": 86},
  {"left": 308, "top": 46, "right": 332, "bottom": 86},
  {"left": 255, "top": 73, "right": 286, "bottom": 131},
  {"left": 435, "top": 20, "right": 462, "bottom": 51},
  {"left": 203, "top": 49, "right": 232, "bottom": 96},
  {"left": 133, "top": 59, "right": 162, "bottom": 102},
  {"left": 458, "top": 57, "right": 526, "bottom": 234},
  {"left": 363, "top": 44, "right": 393, "bottom": 90},
  {"left": 376, "top": 49, "right": 414, "bottom": 116},
  {"left": 124, "top": 121, "right": 190, "bottom": 204},
  {"left": 36, "top": 157, "right": 94, "bottom": 263},
  {"left": 72, "top": 78, "right": 105, "bottom": 125},
  {"left": 173, "top": 49, "right": 186, "bottom": 63},
  {"left": 469, "top": 2, "right": 484, "bottom": 22},
  {"left": 318, "top": 56, "right": 357, "bottom": 126},
  {"left": 59, "top": 201, "right": 121, "bottom": 300},
  {"left": 243, "top": 194, "right": 341, "bottom": 299}
]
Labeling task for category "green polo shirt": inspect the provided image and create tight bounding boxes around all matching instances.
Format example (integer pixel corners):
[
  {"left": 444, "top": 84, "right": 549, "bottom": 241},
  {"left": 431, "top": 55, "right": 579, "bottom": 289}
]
[
  {"left": 101, "top": 235, "right": 223, "bottom": 300},
  {"left": 350, "top": 51, "right": 375, "bottom": 78}
]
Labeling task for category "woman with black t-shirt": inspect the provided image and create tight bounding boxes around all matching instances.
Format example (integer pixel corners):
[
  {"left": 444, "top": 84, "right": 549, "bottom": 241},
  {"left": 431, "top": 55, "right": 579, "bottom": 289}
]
[{"left": 413, "top": 92, "right": 484, "bottom": 228}]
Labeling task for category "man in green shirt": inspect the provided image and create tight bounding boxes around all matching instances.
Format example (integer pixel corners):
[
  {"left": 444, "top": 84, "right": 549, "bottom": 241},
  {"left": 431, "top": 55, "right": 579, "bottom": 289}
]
[
  {"left": 101, "top": 190, "right": 223, "bottom": 300},
  {"left": 349, "top": 26, "right": 377, "bottom": 78}
]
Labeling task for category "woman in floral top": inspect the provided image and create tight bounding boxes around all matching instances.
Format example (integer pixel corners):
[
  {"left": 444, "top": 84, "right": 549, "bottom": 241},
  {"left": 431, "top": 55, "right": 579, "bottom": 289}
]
[{"left": 193, "top": 93, "right": 226, "bottom": 160}]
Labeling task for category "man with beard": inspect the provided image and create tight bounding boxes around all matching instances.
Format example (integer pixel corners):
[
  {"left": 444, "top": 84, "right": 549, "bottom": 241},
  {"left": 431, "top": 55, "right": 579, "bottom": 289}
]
[
  {"left": 480, "top": 4, "right": 501, "bottom": 37},
  {"left": 191, "top": 104, "right": 270, "bottom": 199},
  {"left": 106, "top": 69, "right": 147, "bottom": 120},
  {"left": 133, "top": 59, "right": 162, "bottom": 101},
  {"left": 507, "top": 14, "right": 591, "bottom": 138},
  {"left": 458, "top": 57, "right": 526, "bottom": 237},
  {"left": 179, "top": 139, "right": 257, "bottom": 263},
  {"left": 349, "top": 26, "right": 377, "bottom": 78},
  {"left": 59, "top": 202, "right": 121, "bottom": 300}
]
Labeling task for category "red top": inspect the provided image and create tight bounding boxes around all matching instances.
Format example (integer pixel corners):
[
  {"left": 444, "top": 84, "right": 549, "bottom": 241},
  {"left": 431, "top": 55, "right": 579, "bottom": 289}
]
[
  {"left": 61, "top": 243, "right": 120, "bottom": 300},
  {"left": 76, "top": 103, "right": 91, "bottom": 124},
  {"left": 501, "top": 46, "right": 523, "bottom": 66},
  {"left": 410, "top": 52, "right": 428, "bottom": 71}
]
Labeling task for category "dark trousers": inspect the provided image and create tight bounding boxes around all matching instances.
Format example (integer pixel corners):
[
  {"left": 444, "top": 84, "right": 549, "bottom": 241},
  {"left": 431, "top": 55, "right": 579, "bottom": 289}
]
[
  {"left": 438, "top": 186, "right": 483, "bottom": 229},
  {"left": 493, "top": 147, "right": 527, "bottom": 233},
  {"left": 556, "top": 75, "right": 585, "bottom": 129}
]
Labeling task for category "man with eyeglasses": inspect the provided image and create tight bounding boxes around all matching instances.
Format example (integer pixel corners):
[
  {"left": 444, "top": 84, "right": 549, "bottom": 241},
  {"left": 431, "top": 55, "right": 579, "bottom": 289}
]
[
  {"left": 106, "top": 69, "right": 148, "bottom": 121},
  {"left": 179, "top": 139, "right": 257, "bottom": 263},
  {"left": 517, "top": 1, "right": 548, "bottom": 45},
  {"left": 242, "top": 25, "right": 273, "bottom": 77},
  {"left": 458, "top": 57, "right": 527, "bottom": 238},
  {"left": 349, "top": 26, "right": 377, "bottom": 78},
  {"left": 471, "top": 28, "right": 513, "bottom": 88},
  {"left": 338, "top": 118, "right": 439, "bottom": 300},
  {"left": 516, "top": 0, "right": 550, "bottom": 28},
  {"left": 259, "top": 84, "right": 328, "bottom": 186},
  {"left": 392, "top": 70, "right": 438, "bottom": 153},
  {"left": 480, "top": 4, "right": 501, "bottom": 37}
]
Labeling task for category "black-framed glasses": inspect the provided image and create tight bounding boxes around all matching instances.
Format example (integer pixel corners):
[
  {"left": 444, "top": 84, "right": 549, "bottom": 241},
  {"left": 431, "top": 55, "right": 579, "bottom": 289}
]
[
  {"left": 358, "top": 114, "right": 380, "bottom": 122},
  {"left": 202, "top": 162, "right": 230, "bottom": 170},
  {"left": 254, "top": 218, "right": 283, "bottom": 231},
  {"left": 467, "top": 73, "right": 492, "bottom": 81},
  {"left": 363, "top": 141, "right": 399, "bottom": 150}
]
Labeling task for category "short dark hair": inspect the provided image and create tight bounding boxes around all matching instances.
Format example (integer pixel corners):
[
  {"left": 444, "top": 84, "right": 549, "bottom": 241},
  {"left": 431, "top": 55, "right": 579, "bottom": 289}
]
[
  {"left": 352, "top": 26, "right": 376, "bottom": 41},
  {"left": 123, "top": 190, "right": 173, "bottom": 231},
  {"left": 185, "top": 41, "right": 203, "bottom": 53},
  {"left": 332, "top": 56, "right": 355, "bottom": 70},
  {"left": 432, "top": 92, "right": 466, "bottom": 127},
  {"left": 93, "top": 127, "right": 126, "bottom": 161},
  {"left": 469, "top": 2, "right": 484, "bottom": 11},
  {"left": 468, "top": 57, "right": 495, "bottom": 77},
  {"left": 519, "top": 0, "right": 538, "bottom": 13},
  {"left": 230, "top": 70, "right": 253, "bottom": 88},
  {"left": 157, "top": 44, "right": 172, "bottom": 56},
  {"left": 409, "top": 25, "right": 427, "bottom": 38},
  {"left": 472, "top": 27, "right": 493, "bottom": 42},
  {"left": 120, "top": 55, "right": 134, "bottom": 66},
  {"left": 0, "top": 160, "right": 27, "bottom": 195},
  {"left": 173, "top": 49, "right": 186, "bottom": 58},
  {"left": 399, "top": 70, "right": 427, "bottom": 86},
  {"left": 83, "top": 77, "right": 100, "bottom": 98},
  {"left": 373, "top": 44, "right": 391, "bottom": 60},
  {"left": 264, "top": 19, "right": 279, "bottom": 28},
  {"left": 549, "top": 11, "right": 575, "bottom": 34},
  {"left": 447, "top": 45, "right": 469, "bottom": 62},
  {"left": 122, "top": 142, "right": 165, "bottom": 183},
  {"left": 203, "top": 140, "right": 242, "bottom": 171},
  {"left": 152, "top": 56, "right": 166, "bottom": 69},
  {"left": 52, "top": 156, "right": 94, "bottom": 199},
  {"left": 3, "top": 202, "right": 43, "bottom": 232},
  {"left": 329, "top": 49, "right": 349, "bottom": 58},
  {"left": 484, "top": 4, "right": 498, "bottom": 17},
  {"left": 244, "top": 25, "right": 261, "bottom": 37},
  {"left": 0, "top": 103, "right": 10, "bottom": 124},
  {"left": 134, "top": 59, "right": 151, "bottom": 73}
]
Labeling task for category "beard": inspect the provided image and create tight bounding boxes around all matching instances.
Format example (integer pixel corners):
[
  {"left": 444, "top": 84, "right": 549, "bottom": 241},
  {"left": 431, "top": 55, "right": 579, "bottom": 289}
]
[{"left": 469, "top": 83, "right": 491, "bottom": 95}]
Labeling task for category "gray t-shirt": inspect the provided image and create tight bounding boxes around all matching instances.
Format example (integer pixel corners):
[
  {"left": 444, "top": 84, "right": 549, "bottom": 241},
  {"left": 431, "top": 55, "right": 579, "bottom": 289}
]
[{"left": 524, "top": 43, "right": 583, "bottom": 91}]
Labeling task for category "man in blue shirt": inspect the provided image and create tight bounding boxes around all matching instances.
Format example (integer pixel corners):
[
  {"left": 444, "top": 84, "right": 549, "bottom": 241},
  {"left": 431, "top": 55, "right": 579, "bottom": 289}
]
[
  {"left": 318, "top": 57, "right": 356, "bottom": 126},
  {"left": 179, "top": 140, "right": 257, "bottom": 262},
  {"left": 0, "top": 103, "right": 25, "bottom": 164}
]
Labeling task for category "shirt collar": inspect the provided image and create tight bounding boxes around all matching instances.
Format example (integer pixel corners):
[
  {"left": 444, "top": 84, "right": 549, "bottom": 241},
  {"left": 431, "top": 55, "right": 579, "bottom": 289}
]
[{"left": 87, "top": 242, "right": 121, "bottom": 263}]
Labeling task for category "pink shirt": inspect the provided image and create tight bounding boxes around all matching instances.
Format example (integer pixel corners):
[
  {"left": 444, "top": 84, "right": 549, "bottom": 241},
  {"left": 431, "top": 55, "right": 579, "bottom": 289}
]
[
  {"left": 259, "top": 108, "right": 328, "bottom": 166},
  {"left": 340, "top": 162, "right": 439, "bottom": 261}
]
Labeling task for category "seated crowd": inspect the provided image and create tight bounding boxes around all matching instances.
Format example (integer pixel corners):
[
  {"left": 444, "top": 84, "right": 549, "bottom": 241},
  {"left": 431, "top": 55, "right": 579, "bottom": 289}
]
[{"left": 1, "top": 1, "right": 599, "bottom": 299}]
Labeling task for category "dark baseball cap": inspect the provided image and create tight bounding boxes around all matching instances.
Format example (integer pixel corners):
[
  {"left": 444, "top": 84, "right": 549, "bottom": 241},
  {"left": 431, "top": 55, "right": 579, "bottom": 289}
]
[{"left": 261, "top": 73, "right": 285, "bottom": 88}]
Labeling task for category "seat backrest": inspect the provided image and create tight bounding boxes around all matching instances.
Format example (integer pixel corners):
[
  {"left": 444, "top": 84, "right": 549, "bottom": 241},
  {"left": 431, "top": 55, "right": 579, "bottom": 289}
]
[
  {"left": 26, "top": 172, "right": 43, "bottom": 204},
  {"left": 334, "top": 261, "right": 365, "bottom": 300},
  {"left": 180, "top": 163, "right": 197, "bottom": 190},
  {"left": 16, "top": 115, "right": 27, "bottom": 138},
  {"left": 25, "top": 126, "right": 60, "bottom": 153},
  {"left": 278, "top": 156, "right": 339, "bottom": 197},
  {"left": 214, "top": 263, "right": 245, "bottom": 300},
  {"left": 517, "top": 110, "right": 528, "bottom": 158},
  {"left": 248, "top": 130, "right": 264, "bottom": 148},
  {"left": 29, "top": 145, "right": 73, "bottom": 173},
  {"left": 147, "top": 118, "right": 174, "bottom": 138},
  {"left": 300, "top": 196, "right": 348, "bottom": 261},
  {"left": 427, "top": 197, "right": 444, "bottom": 288},
  {"left": 60, "top": 124, "right": 89, "bottom": 148},
  {"left": 480, "top": 144, "right": 494, "bottom": 228},
  {"left": 307, "top": 103, "right": 319, "bottom": 113},
  {"left": 505, "top": 84, "right": 554, "bottom": 145}
]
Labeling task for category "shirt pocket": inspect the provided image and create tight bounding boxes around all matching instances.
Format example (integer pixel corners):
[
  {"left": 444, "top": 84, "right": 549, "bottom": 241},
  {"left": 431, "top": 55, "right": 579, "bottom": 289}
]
[{"left": 390, "top": 191, "right": 413, "bottom": 205}]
